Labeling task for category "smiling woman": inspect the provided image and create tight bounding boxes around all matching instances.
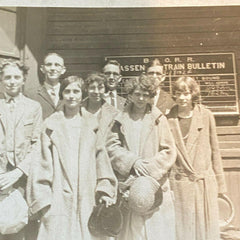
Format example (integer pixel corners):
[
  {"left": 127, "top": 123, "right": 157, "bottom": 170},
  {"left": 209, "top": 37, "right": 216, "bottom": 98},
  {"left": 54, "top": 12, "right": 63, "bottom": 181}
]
[
  {"left": 98, "top": 73, "right": 177, "bottom": 240},
  {"left": 27, "top": 75, "right": 117, "bottom": 240}
]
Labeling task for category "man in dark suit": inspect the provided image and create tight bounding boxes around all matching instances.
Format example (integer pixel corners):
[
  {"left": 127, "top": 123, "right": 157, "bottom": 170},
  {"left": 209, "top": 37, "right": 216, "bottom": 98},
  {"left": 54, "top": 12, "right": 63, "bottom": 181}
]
[
  {"left": 146, "top": 59, "right": 175, "bottom": 115},
  {"left": 27, "top": 53, "right": 66, "bottom": 119},
  {"left": 102, "top": 60, "right": 126, "bottom": 111}
]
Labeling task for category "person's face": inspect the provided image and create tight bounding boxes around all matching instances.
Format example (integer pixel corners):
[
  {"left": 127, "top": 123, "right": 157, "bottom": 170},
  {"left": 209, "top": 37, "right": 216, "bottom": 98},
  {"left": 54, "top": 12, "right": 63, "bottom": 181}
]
[
  {"left": 103, "top": 64, "right": 121, "bottom": 91},
  {"left": 147, "top": 65, "right": 165, "bottom": 87},
  {"left": 41, "top": 55, "right": 66, "bottom": 84},
  {"left": 130, "top": 87, "right": 151, "bottom": 111},
  {"left": 1, "top": 65, "right": 25, "bottom": 97},
  {"left": 62, "top": 82, "right": 82, "bottom": 109},
  {"left": 175, "top": 89, "right": 193, "bottom": 108},
  {"left": 87, "top": 81, "right": 105, "bottom": 102}
]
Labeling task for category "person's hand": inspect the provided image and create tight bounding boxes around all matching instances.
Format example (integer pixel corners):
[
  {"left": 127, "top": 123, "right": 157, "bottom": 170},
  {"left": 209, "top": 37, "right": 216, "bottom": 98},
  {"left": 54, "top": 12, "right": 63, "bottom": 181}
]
[
  {"left": 0, "top": 169, "right": 23, "bottom": 190},
  {"left": 99, "top": 195, "right": 116, "bottom": 208},
  {"left": 133, "top": 159, "right": 149, "bottom": 176}
]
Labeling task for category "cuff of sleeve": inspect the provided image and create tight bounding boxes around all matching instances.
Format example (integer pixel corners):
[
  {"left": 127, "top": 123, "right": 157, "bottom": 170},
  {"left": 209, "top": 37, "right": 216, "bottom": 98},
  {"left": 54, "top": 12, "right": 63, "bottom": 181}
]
[
  {"left": 17, "top": 162, "right": 29, "bottom": 177},
  {"left": 29, "top": 199, "right": 51, "bottom": 216},
  {"left": 96, "top": 179, "right": 116, "bottom": 198}
]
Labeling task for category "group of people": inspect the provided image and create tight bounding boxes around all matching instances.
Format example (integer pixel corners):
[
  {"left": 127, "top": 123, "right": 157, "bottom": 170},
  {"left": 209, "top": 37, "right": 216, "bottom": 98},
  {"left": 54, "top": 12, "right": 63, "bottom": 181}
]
[{"left": 0, "top": 53, "right": 226, "bottom": 240}]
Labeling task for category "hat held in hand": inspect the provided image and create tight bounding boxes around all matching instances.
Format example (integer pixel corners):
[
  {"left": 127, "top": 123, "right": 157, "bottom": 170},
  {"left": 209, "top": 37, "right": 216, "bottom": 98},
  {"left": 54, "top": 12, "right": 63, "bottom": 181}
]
[
  {"left": 88, "top": 203, "right": 123, "bottom": 237},
  {"left": 128, "top": 176, "right": 163, "bottom": 215}
]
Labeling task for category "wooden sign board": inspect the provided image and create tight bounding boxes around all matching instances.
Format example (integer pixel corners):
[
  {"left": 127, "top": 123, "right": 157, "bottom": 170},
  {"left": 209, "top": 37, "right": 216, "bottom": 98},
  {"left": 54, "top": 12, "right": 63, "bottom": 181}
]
[{"left": 106, "top": 53, "right": 239, "bottom": 115}]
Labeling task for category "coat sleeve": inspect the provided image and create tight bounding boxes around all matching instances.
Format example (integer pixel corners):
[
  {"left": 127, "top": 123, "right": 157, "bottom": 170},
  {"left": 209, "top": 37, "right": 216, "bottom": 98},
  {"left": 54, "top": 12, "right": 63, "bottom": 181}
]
[
  {"left": 142, "top": 115, "right": 177, "bottom": 181},
  {"left": 26, "top": 124, "right": 53, "bottom": 215},
  {"left": 95, "top": 145, "right": 118, "bottom": 200},
  {"left": 106, "top": 122, "right": 141, "bottom": 177},
  {"left": 208, "top": 111, "right": 227, "bottom": 194},
  {"left": 17, "top": 103, "right": 43, "bottom": 176}
]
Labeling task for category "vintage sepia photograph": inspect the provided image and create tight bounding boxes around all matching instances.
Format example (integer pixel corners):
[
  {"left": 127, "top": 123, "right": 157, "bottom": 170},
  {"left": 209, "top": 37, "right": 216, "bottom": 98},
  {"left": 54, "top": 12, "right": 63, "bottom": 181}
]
[{"left": 0, "top": 2, "right": 240, "bottom": 239}]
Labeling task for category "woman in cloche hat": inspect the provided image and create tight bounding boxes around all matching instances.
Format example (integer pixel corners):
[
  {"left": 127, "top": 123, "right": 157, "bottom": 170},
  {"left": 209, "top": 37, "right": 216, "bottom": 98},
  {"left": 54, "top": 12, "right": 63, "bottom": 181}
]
[{"left": 100, "top": 73, "right": 177, "bottom": 240}]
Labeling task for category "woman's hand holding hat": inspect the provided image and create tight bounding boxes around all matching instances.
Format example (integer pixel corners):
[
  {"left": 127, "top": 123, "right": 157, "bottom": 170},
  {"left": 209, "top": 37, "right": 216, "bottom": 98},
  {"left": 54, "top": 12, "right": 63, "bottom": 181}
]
[
  {"left": 133, "top": 159, "right": 149, "bottom": 176},
  {"left": 99, "top": 195, "right": 116, "bottom": 208}
]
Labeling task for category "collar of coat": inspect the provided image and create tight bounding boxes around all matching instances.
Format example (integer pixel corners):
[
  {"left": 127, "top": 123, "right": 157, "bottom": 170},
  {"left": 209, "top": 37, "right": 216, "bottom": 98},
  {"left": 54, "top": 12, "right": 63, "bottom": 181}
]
[
  {"left": 167, "top": 104, "right": 204, "bottom": 171},
  {"left": 114, "top": 103, "right": 163, "bottom": 124},
  {"left": 44, "top": 109, "right": 99, "bottom": 134}
]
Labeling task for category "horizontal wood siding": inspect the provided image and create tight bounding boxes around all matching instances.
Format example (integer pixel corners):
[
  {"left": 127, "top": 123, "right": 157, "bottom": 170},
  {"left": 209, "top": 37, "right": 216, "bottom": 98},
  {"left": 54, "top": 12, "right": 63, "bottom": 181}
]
[
  {"left": 46, "top": 7, "right": 240, "bottom": 227},
  {"left": 46, "top": 7, "right": 240, "bottom": 78}
]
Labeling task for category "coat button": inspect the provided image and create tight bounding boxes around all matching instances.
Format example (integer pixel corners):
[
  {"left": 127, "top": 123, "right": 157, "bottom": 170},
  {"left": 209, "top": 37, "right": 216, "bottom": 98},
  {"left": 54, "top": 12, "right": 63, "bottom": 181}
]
[
  {"left": 175, "top": 174, "right": 181, "bottom": 180},
  {"left": 189, "top": 175, "right": 195, "bottom": 182}
]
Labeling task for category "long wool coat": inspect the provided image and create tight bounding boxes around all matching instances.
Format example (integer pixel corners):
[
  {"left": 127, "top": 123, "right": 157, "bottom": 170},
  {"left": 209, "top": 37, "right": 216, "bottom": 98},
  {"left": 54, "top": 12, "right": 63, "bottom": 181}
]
[
  {"left": 103, "top": 104, "right": 177, "bottom": 240},
  {"left": 167, "top": 104, "right": 227, "bottom": 240},
  {"left": 27, "top": 111, "right": 116, "bottom": 240}
]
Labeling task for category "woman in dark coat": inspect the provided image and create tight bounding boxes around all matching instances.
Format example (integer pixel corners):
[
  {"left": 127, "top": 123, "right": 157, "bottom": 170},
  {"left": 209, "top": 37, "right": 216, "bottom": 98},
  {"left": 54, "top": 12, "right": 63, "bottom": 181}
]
[{"left": 167, "top": 76, "right": 227, "bottom": 240}]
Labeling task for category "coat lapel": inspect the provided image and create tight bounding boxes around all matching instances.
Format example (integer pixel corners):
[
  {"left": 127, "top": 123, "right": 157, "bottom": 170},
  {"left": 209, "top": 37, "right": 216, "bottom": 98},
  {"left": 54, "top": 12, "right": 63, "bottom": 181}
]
[
  {"left": 15, "top": 96, "right": 26, "bottom": 127},
  {"left": 139, "top": 106, "right": 161, "bottom": 155},
  {"left": 167, "top": 106, "right": 194, "bottom": 172},
  {"left": 0, "top": 100, "right": 7, "bottom": 132},
  {"left": 48, "top": 113, "right": 75, "bottom": 190},
  {"left": 38, "top": 85, "right": 55, "bottom": 108},
  {"left": 185, "top": 105, "right": 204, "bottom": 155}
]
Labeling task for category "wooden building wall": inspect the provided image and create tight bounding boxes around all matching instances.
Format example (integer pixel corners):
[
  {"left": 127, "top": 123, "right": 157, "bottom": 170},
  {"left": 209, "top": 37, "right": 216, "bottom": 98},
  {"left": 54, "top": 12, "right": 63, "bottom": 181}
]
[
  {"left": 46, "top": 7, "right": 240, "bottom": 80},
  {"left": 45, "top": 7, "right": 240, "bottom": 227}
]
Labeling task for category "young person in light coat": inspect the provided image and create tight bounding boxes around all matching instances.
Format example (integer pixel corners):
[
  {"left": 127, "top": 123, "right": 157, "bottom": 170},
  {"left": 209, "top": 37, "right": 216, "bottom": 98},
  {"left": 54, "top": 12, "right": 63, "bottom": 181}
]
[
  {"left": 27, "top": 76, "right": 117, "bottom": 240},
  {"left": 0, "top": 59, "right": 42, "bottom": 240},
  {"left": 167, "top": 76, "right": 227, "bottom": 240},
  {"left": 100, "top": 74, "right": 177, "bottom": 240}
]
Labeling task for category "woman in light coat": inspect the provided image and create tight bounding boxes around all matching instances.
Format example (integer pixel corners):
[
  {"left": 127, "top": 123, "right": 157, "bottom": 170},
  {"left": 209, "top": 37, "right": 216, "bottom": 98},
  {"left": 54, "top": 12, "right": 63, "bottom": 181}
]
[
  {"left": 101, "top": 74, "right": 177, "bottom": 240},
  {"left": 27, "top": 76, "right": 117, "bottom": 240},
  {"left": 167, "top": 76, "right": 227, "bottom": 240}
]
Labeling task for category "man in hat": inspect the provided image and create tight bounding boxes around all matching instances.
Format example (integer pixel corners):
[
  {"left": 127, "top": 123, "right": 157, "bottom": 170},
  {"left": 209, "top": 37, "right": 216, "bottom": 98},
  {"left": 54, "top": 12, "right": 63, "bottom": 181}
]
[
  {"left": 0, "top": 59, "right": 42, "bottom": 240},
  {"left": 27, "top": 53, "right": 66, "bottom": 119},
  {"left": 102, "top": 60, "right": 126, "bottom": 111},
  {"left": 146, "top": 58, "right": 175, "bottom": 115}
]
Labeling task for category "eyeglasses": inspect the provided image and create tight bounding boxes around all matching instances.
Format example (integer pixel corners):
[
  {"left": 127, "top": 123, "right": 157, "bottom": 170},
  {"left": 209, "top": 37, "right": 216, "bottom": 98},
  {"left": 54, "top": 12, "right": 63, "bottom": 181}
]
[
  {"left": 147, "top": 71, "right": 164, "bottom": 76},
  {"left": 104, "top": 71, "right": 120, "bottom": 77},
  {"left": 44, "top": 63, "right": 64, "bottom": 68}
]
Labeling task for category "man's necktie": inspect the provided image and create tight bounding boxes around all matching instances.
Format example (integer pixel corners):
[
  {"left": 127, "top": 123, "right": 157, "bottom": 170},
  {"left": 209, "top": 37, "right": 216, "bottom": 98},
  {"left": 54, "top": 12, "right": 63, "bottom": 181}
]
[
  {"left": 109, "top": 91, "right": 115, "bottom": 107},
  {"left": 50, "top": 88, "right": 57, "bottom": 106},
  {"left": 8, "top": 98, "right": 15, "bottom": 112}
]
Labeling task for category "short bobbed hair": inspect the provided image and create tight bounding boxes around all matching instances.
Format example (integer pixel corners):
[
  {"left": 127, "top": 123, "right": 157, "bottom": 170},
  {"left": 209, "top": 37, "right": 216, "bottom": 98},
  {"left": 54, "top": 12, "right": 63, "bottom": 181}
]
[
  {"left": 59, "top": 75, "right": 84, "bottom": 100},
  {"left": 172, "top": 76, "right": 200, "bottom": 102},
  {"left": 84, "top": 72, "right": 106, "bottom": 90},
  {"left": 125, "top": 74, "right": 157, "bottom": 98},
  {"left": 0, "top": 59, "right": 29, "bottom": 79}
]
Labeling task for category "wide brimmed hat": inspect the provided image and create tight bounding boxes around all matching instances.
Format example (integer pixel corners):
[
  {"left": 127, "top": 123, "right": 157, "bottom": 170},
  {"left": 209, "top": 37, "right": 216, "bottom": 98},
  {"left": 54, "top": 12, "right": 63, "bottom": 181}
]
[
  {"left": 128, "top": 176, "right": 163, "bottom": 215},
  {"left": 88, "top": 203, "right": 123, "bottom": 237}
]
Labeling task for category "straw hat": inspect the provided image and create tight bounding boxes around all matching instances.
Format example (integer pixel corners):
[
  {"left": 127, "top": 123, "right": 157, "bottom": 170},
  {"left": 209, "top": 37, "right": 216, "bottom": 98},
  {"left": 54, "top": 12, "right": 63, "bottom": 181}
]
[{"left": 128, "top": 176, "right": 163, "bottom": 215}]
